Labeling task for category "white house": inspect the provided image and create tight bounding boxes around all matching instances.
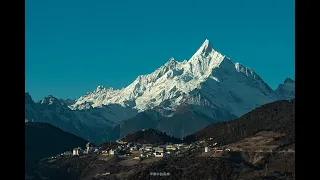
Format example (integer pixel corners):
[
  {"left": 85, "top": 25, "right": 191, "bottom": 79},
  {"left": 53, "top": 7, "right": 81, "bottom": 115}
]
[
  {"left": 205, "top": 147, "right": 211, "bottom": 153},
  {"left": 213, "top": 147, "right": 223, "bottom": 152},
  {"left": 116, "top": 139, "right": 127, "bottom": 144},
  {"left": 109, "top": 149, "right": 118, "bottom": 155},
  {"left": 153, "top": 152, "right": 166, "bottom": 157},
  {"left": 143, "top": 144, "right": 153, "bottom": 151},
  {"left": 130, "top": 146, "right": 138, "bottom": 151},
  {"left": 176, "top": 144, "right": 187, "bottom": 150},
  {"left": 166, "top": 145, "right": 177, "bottom": 151},
  {"left": 73, "top": 147, "right": 81, "bottom": 156},
  {"left": 86, "top": 142, "right": 95, "bottom": 154},
  {"left": 154, "top": 147, "right": 164, "bottom": 153}
]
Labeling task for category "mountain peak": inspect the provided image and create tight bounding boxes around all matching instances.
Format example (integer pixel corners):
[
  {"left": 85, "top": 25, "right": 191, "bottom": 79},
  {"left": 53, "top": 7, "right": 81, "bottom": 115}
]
[
  {"left": 165, "top": 57, "right": 177, "bottom": 65},
  {"left": 97, "top": 85, "right": 104, "bottom": 90},
  {"left": 284, "top": 78, "right": 295, "bottom": 84},
  {"left": 94, "top": 85, "right": 107, "bottom": 93},
  {"left": 168, "top": 57, "right": 175, "bottom": 62},
  {"left": 40, "top": 95, "right": 61, "bottom": 105},
  {"left": 161, "top": 57, "right": 178, "bottom": 69},
  {"left": 188, "top": 39, "right": 227, "bottom": 77},
  {"left": 196, "top": 39, "right": 214, "bottom": 57},
  {"left": 203, "top": 39, "right": 210, "bottom": 45},
  {"left": 275, "top": 78, "right": 295, "bottom": 100},
  {"left": 25, "top": 92, "right": 34, "bottom": 104},
  {"left": 25, "top": 92, "right": 32, "bottom": 99},
  {"left": 189, "top": 39, "right": 217, "bottom": 61}
]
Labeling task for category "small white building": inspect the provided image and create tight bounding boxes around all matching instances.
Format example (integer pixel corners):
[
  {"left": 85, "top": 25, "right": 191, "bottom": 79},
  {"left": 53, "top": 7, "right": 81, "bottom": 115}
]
[
  {"left": 176, "top": 144, "right": 187, "bottom": 150},
  {"left": 153, "top": 152, "right": 166, "bottom": 157},
  {"left": 154, "top": 147, "right": 164, "bottom": 153},
  {"left": 109, "top": 149, "right": 118, "bottom": 155},
  {"left": 130, "top": 146, "right": 138, "bottom": 151},
  {"left": 73, "top": 147, "right": 81, "bottom": 156},
  {"left": 116, "top": 139, "right": 127, "bottom": 144},
  {"left": 205, "top": 147, "right": 211, "bottom": 153},
  {"left": 86, "top": 142, "right": 92, "bottom": 154},
  {"left": 143, "top": 144, "right": 153, "bottom": 151},
  {"left": 166, "top": 145, "right": 177, "bottom": 151},
  {"left": 101, "top": 150, "right": 109, "bottom": 154},
  {"left": 213, "top": 148, "right": 223, "bottom": 152}
]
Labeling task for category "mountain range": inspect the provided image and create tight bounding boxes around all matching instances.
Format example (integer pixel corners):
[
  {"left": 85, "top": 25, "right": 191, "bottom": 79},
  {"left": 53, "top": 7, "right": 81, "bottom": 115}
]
[{"left": 25, "top": 39, "right": 295, "bottom": 144}]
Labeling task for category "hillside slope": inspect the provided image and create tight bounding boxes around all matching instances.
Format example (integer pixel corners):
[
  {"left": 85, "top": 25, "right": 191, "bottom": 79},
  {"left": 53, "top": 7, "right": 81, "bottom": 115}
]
[
  {"left": 25, "top": 122, "right": 89, "bottom": 162},
  {"left": 121, "top": 129, "right": 182, "bottom": 144},
  {"left": 184, "top": 99, "right": 295, "bottom": 146}
]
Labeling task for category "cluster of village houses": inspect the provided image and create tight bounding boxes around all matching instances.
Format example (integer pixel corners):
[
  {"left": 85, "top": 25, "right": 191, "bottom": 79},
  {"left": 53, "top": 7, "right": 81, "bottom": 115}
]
[
  {"left": 53, "top": 141, "right": 195, "bottom": 160},
  {"left": 89, "top": 141, "right": 191, "bottom": 158},
  {"left": 48, "top": 137, "right": 236, "bottom": 160}
]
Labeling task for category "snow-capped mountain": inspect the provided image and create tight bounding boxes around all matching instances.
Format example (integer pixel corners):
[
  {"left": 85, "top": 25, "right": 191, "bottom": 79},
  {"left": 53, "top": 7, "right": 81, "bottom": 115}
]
[
  {"left": 71, "top": 39, "right": 283, "bottom": 118},
  {"left": 25, "top": 39, "right": 294, "bottom": 143}
]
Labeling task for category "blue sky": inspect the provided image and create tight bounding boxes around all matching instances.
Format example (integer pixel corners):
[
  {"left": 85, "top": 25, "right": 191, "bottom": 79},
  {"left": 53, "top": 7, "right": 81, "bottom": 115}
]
[{"left": 26, "top": 0, "right": 295, "bottom": 101}]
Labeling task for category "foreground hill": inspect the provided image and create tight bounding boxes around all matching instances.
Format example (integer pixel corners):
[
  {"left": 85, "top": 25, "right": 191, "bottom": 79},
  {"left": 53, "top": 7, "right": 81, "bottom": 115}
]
[
  {"left": 121, "top": 129, "right": 182, "bottom": 144},
  {"left": 25, "top": 122, "right": 89, "bottom": 163},
  {"left": 184, "top": 99, "right": 295, "bottom": 147}
]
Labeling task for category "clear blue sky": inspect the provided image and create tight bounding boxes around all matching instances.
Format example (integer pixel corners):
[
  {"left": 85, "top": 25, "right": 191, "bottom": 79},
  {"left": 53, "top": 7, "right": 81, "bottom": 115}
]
[{"left": 26, "top": 0, "right": 295, "bottom": 101}]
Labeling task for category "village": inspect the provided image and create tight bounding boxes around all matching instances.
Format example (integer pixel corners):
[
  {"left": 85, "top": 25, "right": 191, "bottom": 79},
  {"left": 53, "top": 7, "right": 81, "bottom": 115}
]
[
  {"left": 38, "top": 131, "right": 295, "bottom": 179},
  {"left": 43, "top": 131, "right": 295, "bottom": 166},
  {"left": 43, "top": 138, "right": 236, "bottom": 163}
]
